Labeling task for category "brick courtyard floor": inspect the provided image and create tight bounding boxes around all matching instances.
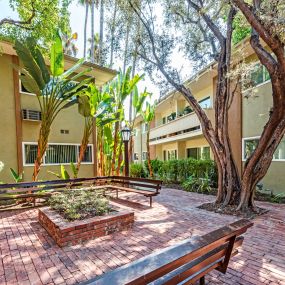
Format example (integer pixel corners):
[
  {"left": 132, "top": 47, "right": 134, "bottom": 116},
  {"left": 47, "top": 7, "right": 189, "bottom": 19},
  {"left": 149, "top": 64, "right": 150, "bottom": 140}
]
[{"left": 0, "top": 188, "right": 285, "bottom": 285}]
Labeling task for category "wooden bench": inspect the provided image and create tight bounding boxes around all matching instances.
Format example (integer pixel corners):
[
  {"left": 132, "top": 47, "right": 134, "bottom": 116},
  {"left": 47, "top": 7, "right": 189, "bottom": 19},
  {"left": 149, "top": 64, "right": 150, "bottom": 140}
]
[
  {"left": 0, "top": 176, "right": 162, "bottom": 207},
  {"left": 105, "top": 176, "right": 162, "bottom": 207},
  {"left": 80, "top": 219, "right": 253, "bottom": 285}
]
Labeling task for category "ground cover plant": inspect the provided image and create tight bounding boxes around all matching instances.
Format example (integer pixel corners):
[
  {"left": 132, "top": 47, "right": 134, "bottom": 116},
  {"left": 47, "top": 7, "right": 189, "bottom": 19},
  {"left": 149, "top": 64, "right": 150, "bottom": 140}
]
[{"left": 48, "top": 190, "right": 111, "bottom": 221}]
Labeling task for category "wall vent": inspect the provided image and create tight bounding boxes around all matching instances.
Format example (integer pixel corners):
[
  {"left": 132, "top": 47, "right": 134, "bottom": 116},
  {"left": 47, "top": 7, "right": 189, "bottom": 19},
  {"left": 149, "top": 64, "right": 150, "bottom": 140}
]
[{"left": 22, "top": 109, "right": 42, "bottom": 121}]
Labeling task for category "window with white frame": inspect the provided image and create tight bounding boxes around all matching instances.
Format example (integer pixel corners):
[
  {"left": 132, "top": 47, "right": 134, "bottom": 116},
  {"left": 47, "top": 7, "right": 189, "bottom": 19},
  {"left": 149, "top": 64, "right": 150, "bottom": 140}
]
[
  {"left": 243, "top": 137, "right": 285, "bottom": 161},
  {"left": 142, "top": 151, "right": 148, "bottom": 161},
  {"left": 20, "top": 74, "right": 35, "bottom": 95},
  {"left": 134, "top": 153, "right": 139, "bottom": 161},
  {"left": 23, "top": 143, "right": 93, "bottom": 165}
]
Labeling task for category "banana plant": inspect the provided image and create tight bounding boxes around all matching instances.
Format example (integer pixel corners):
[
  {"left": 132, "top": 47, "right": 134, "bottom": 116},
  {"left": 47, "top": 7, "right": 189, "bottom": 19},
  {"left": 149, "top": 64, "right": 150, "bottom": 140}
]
[
  {"left": 142, "top": 102, "right": 156, "bottom": 177},
  {"left": 14, "top": 32, "right": 92, "bottom": 181},
  {"left": 106, "top": 67, "right": 144, "bottom": 175},
  {"left": 76, "top": 83, "right": 114, "bottom": 176}
]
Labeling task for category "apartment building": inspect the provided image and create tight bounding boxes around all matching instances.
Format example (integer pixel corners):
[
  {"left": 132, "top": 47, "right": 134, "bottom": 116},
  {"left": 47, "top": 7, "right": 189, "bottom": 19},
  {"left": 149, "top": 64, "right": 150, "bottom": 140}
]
[
  {"left": 133, "top": 41, "right": 285, "bottom": 194},
  {"left": 0, "top": 40, "right": 117, "bottom": 182}
]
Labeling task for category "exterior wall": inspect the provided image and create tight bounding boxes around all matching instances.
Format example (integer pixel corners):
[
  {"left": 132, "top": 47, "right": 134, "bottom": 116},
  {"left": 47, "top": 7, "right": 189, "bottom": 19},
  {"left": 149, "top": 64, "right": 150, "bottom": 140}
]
[
  {"left": 0, "top": 54, "right": 18, "bottom": 181},
  {"left": 242, "top": 81, "right": 285, "bottom": 193},
  {"left": 133, "top": 120, "right": 147, "bottom": 163},
  {"left": 0, "top": 47, "right": 115, "bottom": 183}
]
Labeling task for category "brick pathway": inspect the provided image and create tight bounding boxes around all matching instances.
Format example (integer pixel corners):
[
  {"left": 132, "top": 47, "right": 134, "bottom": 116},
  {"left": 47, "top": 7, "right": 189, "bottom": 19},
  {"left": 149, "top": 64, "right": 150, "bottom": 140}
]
[{"left": 0, "top": 188, "right": 285, "bottom": 285}]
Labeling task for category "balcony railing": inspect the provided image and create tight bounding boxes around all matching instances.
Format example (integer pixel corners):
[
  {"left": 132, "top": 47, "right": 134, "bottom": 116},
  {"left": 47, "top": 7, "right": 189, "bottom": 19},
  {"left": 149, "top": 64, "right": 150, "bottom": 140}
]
[{"left": 150, "top": 109, "right": 214, "bottom": 145}]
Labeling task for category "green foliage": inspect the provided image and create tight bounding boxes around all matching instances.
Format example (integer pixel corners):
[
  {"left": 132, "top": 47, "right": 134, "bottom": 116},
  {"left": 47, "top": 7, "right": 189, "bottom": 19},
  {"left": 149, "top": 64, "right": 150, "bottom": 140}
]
[
  {"left": 270, "top": 193, "right": 285, "bottom": 204},
  {"left": 232, "top": 13, "right": 251, "bottom": 45},
  {"left": 48, "top": 163, "right": 79, "bottom": 179},
  {"left": 130, "top": 163, "right": 146, "bottom": 178},
  {"left": 0, "top": 0, "right": 72, "bottom": 50},
  {"left": 182, "top": 175, "right": 212, "bottom": 194},
  {"left": 48, "top": 190, "right": 110, "bottom": 221},
  {"left": 144, "top": 159, "right": 163, "bottom": 177},
  {"left": 147, "top": 158, "right": 217, "bottom": 185},
  {"left": 9, "top": 168, "right": 23, "bottom": 183}
]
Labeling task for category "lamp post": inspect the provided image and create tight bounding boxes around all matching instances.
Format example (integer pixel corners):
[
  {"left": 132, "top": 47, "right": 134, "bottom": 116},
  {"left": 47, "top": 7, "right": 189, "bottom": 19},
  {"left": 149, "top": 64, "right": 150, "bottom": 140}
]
[{"left": 121, "top": 126, "right": 131, "bottom": 177}]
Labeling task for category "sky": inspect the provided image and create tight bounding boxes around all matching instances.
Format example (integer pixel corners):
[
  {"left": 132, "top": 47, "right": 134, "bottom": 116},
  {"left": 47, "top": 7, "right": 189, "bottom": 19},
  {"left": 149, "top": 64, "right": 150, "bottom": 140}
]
[{"left": 0, "top": 0, "right": 193, "bottom": 111}]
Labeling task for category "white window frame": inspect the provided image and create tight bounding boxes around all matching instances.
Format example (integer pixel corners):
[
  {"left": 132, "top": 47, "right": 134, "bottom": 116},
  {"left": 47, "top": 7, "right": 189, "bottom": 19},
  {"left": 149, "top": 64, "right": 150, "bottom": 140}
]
[
  {"left": 242, "top": 136, "right": 285, "bottom": 162},
  {"left": 19, "top": 78, "right": 36, "bottom": 96},
  {"left": 133, "top": 152, "right": 139, "bottom": 161},
  {"left": 167, "top": 149, "right": 177, "bottom": 161},
  {"left": 22, "top": 142, "right": 94, "bottom": 166}
]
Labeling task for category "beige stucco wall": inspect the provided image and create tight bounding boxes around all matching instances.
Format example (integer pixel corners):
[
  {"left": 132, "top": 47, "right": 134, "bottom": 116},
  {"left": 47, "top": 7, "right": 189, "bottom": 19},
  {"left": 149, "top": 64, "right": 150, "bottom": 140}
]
[
  {"left": 242, "top": 81, "right": 285, "bottom": 194},
  {"left": 0, "top": 54, "right": 18, "bottom": 182},
  {"left": 133, "top": 120, "right": 147, "bottom": 163}
]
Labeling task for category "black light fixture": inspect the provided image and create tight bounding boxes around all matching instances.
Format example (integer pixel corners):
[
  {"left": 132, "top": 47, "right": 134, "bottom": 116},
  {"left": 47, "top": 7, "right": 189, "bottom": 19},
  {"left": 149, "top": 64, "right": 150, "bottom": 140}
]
[{"left": 121, "top": 126, "right": 131, "bottom": 176}]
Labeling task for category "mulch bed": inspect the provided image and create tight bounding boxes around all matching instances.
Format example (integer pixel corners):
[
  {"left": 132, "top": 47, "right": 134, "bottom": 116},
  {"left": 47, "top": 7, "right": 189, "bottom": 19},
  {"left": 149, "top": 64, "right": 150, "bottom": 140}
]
[{"left": 198, "top": 202, "right": 268, "bottom": 219}]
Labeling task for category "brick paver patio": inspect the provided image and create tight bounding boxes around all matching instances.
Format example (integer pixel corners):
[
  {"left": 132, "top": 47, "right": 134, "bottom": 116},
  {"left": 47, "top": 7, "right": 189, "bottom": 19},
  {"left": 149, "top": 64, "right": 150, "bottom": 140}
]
[{"left": 0, "top": 188, "right": 285, "bottom": 285}]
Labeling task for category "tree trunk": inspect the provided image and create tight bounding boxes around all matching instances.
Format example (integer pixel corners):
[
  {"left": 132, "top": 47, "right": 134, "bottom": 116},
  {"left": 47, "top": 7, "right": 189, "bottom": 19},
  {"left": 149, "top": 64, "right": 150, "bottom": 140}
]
[
  {"left": 109, "top": 1, "right": 117, "bottom": 67},
  {"left": 76, "top": 118, "right": 92, "bottom": 176},
  {"left": 146, "top": 130, "right": 153, "bottom": 177},
  {"left": 32, "top": 120, "right": 51, "bottom": 181},
  {"left": 123, "top": 23, "right": 130, "bottom": 74},
  {"left": 90, "top": 0, "right": 95, "bottom": 63},
  {"left": 99, "top": 0, "right": 104, "bottom": 64},
  {"left": 83, "top": 2, "right": 89, "bottom": 58},
  {"left": 111, "top": 120, "right": 119, "bottom": 174},
  {"left": 116, "top": 140, "right": 123, "bottom": 175}
]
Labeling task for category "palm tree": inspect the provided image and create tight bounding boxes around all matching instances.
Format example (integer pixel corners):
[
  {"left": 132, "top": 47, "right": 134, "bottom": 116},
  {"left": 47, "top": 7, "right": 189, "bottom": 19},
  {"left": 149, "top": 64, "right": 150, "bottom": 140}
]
[
  {"left": 87, "top": 33, "right": 100, "bottom": 63},
  {"left": 14, "top": 33, "right": 91, "bottom": 180},
  {"left": 78, "top": 0, "right": 90, "bottom": 58},
  {"left": 142, "top": 102, "right": 156, "bottom": 178}
]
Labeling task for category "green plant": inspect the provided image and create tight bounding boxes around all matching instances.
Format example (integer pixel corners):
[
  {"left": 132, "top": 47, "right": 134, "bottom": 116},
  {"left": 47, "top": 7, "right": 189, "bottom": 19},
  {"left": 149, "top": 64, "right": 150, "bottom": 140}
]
[
  {"left": 270, "top": 193, "right": 285, "bottom": 204},
  {"left": 182, "top": 175, "right": 212, "bottom": 194},
  {"left": 130, "top": 163, "right": 146, "bottom": 178},
  {"left": 48, "top": 190, "right": 110, "bottom": 221},
  {"left": 14, "top": 32, "right": 91, "bottom": 181},
  {"left": 10, "top": 168, "right": 23, "bottom": 183}
]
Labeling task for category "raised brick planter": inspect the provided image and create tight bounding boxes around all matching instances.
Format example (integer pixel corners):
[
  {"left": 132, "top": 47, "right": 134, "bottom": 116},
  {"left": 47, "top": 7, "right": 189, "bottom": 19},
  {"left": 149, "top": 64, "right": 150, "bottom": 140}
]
[{"left": 38, "top": 206, "right": 134, "bottom": 247}]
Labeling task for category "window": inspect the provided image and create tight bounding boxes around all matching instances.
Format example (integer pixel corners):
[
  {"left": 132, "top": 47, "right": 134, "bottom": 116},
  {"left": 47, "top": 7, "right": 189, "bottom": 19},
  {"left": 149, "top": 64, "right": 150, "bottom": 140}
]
[
  {"left": 23, "top": 143, "right": 93, "bottom": 165},
  {"left": 243, "top": 63, "right": 270, "bottom": 90},
  {"left": 243, "top": 137, "right": 285, "bottom": 161},
  {"left": 162, "top": 117, "right": 166, "bottom": 124},
  {"left": 142, "top": 152, "right": 148, "bottom": 161},
  {"left": 20, "top": 75, "right": 35, "bottom": 95},
  {"left": 202, "top": 147, "right": 210, "bottom": 159},
  {"left": 187, "top": 148, "right": 201, "bottom": 160},
  {"left": 187, "top": 146, "right": 210, "bottom": 160},
  {"left": 199, "top": 97, "right": 211, "bottom": 109},
  {"left": 134, "top": 153, "right": 139, "bottom": 161},
  {"left": 163, "top": 150, "right": 167, "bottom": 161},
  {"left": 133, "top": 128, "right": 138, "bottom": 137},
  {"left": 167, "top": 150, "right": 177, "bottom": 160}
]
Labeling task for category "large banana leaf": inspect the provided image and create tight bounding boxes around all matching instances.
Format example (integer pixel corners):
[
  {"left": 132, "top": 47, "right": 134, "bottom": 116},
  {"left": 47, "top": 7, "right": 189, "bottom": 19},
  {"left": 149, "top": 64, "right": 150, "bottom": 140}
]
[
  {"left": 50, "top": 32, "right": 64, "bottom": 76},
  {"left": 19, "top": 70, "right": 41, "bottom": 95},
  {"left": 14, "top": 40, "right": 45, "bottom": 90}
]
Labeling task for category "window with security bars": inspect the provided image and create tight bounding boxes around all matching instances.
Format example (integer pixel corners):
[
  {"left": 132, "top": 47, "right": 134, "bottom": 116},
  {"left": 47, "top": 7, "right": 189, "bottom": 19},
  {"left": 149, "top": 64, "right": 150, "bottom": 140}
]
[{"left": 23, "top": 143, "right": 93, "bottom": 165}]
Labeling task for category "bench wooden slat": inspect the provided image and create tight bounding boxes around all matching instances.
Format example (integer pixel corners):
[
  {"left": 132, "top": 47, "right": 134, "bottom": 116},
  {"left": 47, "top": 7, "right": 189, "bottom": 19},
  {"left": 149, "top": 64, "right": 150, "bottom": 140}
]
[
  {"left": 107, "top": 185, "right": 157, "bottom": 196},
  {"left": 80, "top": 220, "right": 253, "bottom": 285}
]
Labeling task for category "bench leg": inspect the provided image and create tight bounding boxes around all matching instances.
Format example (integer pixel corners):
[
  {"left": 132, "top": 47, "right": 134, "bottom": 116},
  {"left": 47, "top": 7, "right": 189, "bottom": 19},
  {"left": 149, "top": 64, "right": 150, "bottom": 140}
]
[
  {"left": 200, "top": 276, "right": 205, "bottom": 285},
  {"left": 150, "top": 196, "right": 152, "bottom": 208},
  {"left": 116, "top": 189, "right": 118, "bottom": 199}
]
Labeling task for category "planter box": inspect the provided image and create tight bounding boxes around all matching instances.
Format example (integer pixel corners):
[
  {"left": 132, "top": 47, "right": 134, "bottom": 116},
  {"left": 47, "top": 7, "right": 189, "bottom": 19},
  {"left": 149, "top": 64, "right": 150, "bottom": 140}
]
[{"left": 38, "top": 206, "right": 134, "bottom": 247}]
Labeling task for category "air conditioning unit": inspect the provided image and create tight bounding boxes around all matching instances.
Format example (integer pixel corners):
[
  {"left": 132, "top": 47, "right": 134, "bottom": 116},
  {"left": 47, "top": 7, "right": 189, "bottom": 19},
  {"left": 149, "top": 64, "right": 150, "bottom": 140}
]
[{"left": 22, "top": 109, "right": 42, "bottom": 121}]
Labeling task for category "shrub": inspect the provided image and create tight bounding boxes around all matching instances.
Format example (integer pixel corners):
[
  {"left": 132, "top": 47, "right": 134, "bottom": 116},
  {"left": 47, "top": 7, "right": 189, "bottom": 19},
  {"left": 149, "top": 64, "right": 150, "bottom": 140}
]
[
  {"left": 182, "top": 175, "right": 212, "bottom": 194},
  {"left": 48, "top": 190, "right": 110, "bottom": 221},
  {"left": 147, "top": 158, "right": 217, "bottom": 185},
  {"left": 130, "top": 163, "right": 146, "bottom": 178},
  {"left": 144, "top": 158, "right": 163, "bottom": 178}
]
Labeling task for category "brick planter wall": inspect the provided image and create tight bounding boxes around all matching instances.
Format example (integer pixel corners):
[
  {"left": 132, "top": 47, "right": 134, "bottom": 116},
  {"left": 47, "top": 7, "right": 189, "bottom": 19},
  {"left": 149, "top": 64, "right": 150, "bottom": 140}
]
[{"left": 38, "top": 206, "right": 134, "bottom": 247}]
